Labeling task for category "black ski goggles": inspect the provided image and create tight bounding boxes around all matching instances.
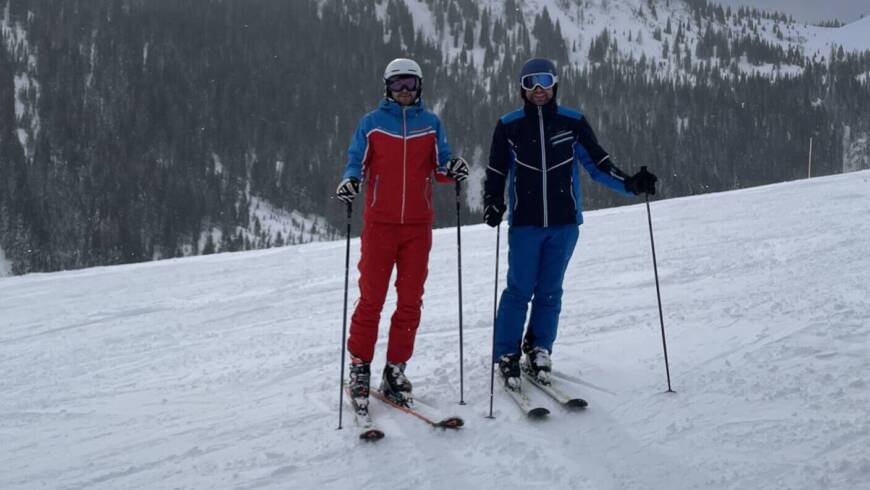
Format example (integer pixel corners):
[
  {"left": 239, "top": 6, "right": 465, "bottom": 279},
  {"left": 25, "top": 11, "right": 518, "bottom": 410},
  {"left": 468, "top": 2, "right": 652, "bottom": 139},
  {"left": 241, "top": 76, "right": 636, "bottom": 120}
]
[
  {"left": 520, "top": 72, "right": 557, "bottom": 90},
  {"left": 387, "top": 75, "right": 420, "bottom": 92}
]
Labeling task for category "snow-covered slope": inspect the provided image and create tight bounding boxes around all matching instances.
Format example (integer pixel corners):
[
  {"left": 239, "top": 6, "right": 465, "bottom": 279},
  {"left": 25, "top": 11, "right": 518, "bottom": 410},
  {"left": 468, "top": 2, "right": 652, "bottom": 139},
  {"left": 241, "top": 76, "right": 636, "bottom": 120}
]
[
  {"left": 804, "top": 15, "right": 870, "bottom": 55},
  {"left": 2, "top": 170, "right": 870, "bottom": 489}
]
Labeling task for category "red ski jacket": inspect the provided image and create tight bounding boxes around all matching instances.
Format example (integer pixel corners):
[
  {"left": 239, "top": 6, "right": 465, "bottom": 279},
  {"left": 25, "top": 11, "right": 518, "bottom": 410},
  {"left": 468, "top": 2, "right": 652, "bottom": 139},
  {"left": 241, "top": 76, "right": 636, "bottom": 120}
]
[{"left": 343, "top": 98, "right": 453, "bottom": 224}]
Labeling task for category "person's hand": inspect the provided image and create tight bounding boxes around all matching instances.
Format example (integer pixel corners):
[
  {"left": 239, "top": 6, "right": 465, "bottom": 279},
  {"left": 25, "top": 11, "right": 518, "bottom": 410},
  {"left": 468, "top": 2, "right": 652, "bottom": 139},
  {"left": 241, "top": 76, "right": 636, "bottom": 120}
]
[
  {"left": 624, "top": 167, "right": 658, "bottom": 195},
  {"left": 446, "top": 157, "right": 469, "bottom": 182},
  {"left": 483, "top": 202, "right": 506, "bottom": 227},
  {"left": 336, "top": 177, "right": 360, "bottom": 204}
]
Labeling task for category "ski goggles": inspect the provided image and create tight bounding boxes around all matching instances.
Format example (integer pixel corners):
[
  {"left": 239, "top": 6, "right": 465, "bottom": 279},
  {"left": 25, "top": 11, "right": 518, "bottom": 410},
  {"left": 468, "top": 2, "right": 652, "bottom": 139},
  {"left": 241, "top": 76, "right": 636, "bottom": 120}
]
[
  {"left": 520, "top": 72, "right": 558, "bottom": 90},
  {"left": 386, "top": 75, "right": 420, "bottom": 92}
]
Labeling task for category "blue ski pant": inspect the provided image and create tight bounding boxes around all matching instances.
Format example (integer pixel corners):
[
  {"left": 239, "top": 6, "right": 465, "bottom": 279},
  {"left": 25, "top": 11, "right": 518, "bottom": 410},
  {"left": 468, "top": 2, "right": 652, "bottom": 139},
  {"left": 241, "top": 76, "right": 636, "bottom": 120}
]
[{"left": 493, "top": 224, "right": 579, "bottom": 361}]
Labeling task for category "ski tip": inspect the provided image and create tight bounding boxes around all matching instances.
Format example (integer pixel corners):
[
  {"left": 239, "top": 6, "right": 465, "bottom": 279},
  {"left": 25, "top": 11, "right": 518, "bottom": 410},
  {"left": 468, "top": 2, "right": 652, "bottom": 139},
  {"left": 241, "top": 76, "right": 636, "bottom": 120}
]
[
  {"left": 527, "top": 407, "right": 550, "bottom": 419},
  {"left": 566, "top": 399, "right": 588, "bottom": 409},
  {"left": 359, "top": 429, "right": 385, "bottom": 442},
  {"left": 436, "top": 417, "right": 465, "bottom": 429}
]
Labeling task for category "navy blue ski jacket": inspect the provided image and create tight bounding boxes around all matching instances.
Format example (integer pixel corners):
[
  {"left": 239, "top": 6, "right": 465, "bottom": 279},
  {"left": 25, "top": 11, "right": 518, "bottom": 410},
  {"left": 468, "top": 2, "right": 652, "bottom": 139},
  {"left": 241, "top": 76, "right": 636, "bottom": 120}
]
[{"left": 484, "top": 100, "right": 633, "bottom": 227}]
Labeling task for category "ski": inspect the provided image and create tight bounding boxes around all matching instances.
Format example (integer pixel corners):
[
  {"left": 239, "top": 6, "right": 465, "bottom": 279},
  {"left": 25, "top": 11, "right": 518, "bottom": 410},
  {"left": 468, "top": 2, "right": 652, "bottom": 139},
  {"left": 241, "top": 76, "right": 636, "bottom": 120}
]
[
  {"left": 522, "top": 371, "right": 588, "bottom": 409},
  {"left": 353, "top": 412, "right": 385, "bottom": 441},
  {"left": 345, "top": 386, "right": 385, "bottom": 441},
  {"left": 371, "top": 390, "right": 464, "bottom": 430},
  {"left": 502, "top": 385, "right": 550, "bottom": 419}
]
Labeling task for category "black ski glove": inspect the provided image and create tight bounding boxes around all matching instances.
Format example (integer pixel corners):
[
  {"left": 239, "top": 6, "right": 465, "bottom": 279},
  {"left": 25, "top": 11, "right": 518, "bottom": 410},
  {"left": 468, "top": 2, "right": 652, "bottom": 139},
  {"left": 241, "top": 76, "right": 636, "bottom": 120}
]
[
  {"left": 624, "top": 167, "right": 658, "bottom": 195},
  {"left": 445, "top": 157, "right": 469, "bottom": 182},
  {"left": 336, "top": 177, "right": 360, "bottom": 204},
  {"left": 483, "top": 202, "right": 506, "bottom": 228}
]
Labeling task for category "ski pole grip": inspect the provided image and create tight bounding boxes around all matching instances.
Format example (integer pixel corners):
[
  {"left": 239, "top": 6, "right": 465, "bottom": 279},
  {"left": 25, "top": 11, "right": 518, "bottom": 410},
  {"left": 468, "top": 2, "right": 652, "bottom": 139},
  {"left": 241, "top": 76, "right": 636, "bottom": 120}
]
[
  {"left": 346, "top": 202, "right": 352, "bottom": 219},
  {"left": 641, "top": 165, "right": 647, "bottom": 172}
]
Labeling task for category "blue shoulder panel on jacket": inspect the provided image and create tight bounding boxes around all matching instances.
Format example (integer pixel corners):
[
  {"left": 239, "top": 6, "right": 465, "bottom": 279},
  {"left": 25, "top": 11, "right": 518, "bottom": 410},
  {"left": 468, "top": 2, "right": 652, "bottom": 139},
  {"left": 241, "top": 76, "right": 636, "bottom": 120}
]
[
  {"left": 500, "top": 109, "right": 525, "bottom": 125},
  {"left": 557, "top": 106, "right": 584, "bottom": 120},
  {"left": 370, "top": 108, "right": 403, "bottom": 136}
]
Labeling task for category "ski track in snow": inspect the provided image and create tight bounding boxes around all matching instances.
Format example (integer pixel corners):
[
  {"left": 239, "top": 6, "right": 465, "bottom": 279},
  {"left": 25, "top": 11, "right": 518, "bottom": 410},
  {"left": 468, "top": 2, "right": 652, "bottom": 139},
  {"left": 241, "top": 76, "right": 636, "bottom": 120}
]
[{"left": 2, "top": 171, "right": 870, "bottom": 489}]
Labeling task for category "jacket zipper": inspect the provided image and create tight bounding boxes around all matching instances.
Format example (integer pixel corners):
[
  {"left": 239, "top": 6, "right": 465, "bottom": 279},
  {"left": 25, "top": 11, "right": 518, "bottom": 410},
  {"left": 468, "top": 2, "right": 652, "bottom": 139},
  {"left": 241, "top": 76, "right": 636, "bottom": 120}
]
[
  {"left": 401, "top": 107, "right": 408, "bottom": 224},
  {"left": 538, "top": 106, "right": 549, "bottom": 227}
]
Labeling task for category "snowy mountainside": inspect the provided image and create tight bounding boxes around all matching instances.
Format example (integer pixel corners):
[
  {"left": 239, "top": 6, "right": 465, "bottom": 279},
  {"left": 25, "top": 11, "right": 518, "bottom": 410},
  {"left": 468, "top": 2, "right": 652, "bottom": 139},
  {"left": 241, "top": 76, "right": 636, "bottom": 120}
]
[
  {"left": 2, "top": 170, "right": 870, "bottom": 489},
  {"left": 245, "top": 197, "right": 337, "bottom": 247},
  {"left": 379, "top": 0, "right": 870, "bottom": 78},
  {"left": 192, "top": 196, "right": 338, "bottom": 257},
  {"left": 0, "top": 2, "right": 336, "bottom": 272},
  {"left": 1, "top": 1, "right": 40, "bottom": 160},
  {"left": 3, "top": 0, "right": 868, "bottom": 276},
  {"left": 0, "top": 245, "right": 11, "bottom": 277},
  {"left": 803, "top": 15, "right": 870, "bottom": 54}
]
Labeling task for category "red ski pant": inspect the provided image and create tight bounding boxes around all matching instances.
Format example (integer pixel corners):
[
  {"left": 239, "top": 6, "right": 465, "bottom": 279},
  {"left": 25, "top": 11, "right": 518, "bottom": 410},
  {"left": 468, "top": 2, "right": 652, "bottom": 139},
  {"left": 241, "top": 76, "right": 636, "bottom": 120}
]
[{"left": 348, "top": 221, "right": 432, "bottom": 364}]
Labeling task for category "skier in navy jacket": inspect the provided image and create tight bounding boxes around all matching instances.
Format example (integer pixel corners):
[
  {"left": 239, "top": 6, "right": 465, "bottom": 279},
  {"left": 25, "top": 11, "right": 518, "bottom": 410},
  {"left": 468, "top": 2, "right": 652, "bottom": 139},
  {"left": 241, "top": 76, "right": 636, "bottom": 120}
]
[
  {"left": 336, "top": 58, "right": 469, "bottom": 413},
  {"left": 483, "top": 58, "right": 657, "bottom": 391}
]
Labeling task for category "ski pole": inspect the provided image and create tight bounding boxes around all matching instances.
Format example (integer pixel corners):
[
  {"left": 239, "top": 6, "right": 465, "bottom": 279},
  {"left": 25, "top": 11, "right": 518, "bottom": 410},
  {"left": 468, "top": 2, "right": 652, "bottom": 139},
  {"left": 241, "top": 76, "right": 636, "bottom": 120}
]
[
  {"left": 487, "top": 224, "right": 501, "bottom": 419},
  {"left": 337, "top": 202, "right": 353, "bottom": 429},
  {"left": 455, "top": 181, "right": 466, "bottom": 405},
  {"left": 641, "top": 169, "right": 675, "bottom": 393}
]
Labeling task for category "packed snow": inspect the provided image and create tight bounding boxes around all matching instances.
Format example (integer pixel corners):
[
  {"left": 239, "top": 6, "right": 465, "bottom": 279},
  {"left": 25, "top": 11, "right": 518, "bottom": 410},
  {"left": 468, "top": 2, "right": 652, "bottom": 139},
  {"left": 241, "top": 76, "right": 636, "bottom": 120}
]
[{"left": 2, "top": 170, "right": 870, "bottom": 489}]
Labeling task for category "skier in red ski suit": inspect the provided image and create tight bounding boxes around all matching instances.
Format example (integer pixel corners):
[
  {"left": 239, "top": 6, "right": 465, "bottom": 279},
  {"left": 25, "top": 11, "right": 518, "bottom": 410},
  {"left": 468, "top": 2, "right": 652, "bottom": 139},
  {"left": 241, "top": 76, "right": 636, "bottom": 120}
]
[{"left": 336, "top": 58, "right": 469, "bottom": 410}]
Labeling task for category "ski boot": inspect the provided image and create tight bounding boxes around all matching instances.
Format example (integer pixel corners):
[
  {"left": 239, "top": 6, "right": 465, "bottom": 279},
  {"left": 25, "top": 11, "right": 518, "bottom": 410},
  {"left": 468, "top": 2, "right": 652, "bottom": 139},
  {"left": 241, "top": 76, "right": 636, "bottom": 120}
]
[
  {"left": 348, "top": 356, "right": 371, "bottom": 415},
  {"left": 498, "top": 353, "right": 522, "bottom": 391},
  {"left": 380, "top": 362, "right": 413, "bottom": 407},
  {"left": 521, "top": 333, "right": 535, "bottom": 355},
  {"left": 522, "top": 346, "right": 552, "bottom": 385}
]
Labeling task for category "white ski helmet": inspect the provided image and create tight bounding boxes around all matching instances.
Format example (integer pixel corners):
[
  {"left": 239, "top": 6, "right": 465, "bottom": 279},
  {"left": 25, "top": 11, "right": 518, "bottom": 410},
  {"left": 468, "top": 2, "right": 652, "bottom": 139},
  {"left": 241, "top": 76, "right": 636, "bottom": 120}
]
[
  {"left": 383, "top": 58, "right": 423, "bottom": 81},
  {"left": 383, "top": 58, "right": 423, "bottom": 103}
]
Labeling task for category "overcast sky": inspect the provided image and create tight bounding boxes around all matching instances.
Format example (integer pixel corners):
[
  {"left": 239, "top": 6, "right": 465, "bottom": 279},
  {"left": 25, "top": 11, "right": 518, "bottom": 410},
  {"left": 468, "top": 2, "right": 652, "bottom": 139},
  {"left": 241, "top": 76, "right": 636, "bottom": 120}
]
[{"left": 710, "top": 0, "right": 870, "bottom": 23}]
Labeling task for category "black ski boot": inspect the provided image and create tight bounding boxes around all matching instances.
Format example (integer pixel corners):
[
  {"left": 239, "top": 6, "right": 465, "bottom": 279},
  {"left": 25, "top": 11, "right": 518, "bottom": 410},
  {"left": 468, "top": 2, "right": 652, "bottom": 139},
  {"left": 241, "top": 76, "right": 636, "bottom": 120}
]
[
  {"left": 498, "top": 353, "right": 522, "bottom": 391},
  {"left": 348, "top": 356, "right": 371, "bottom": 414},
  {"left": 522, "top": 346, "right": 552, "bottom": 385},
  {"left": 380, "top": 362, "right": 413, "bottom": 407},
  {"left": 521, "top": 333, "right": 535, "bottom": 356}
]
